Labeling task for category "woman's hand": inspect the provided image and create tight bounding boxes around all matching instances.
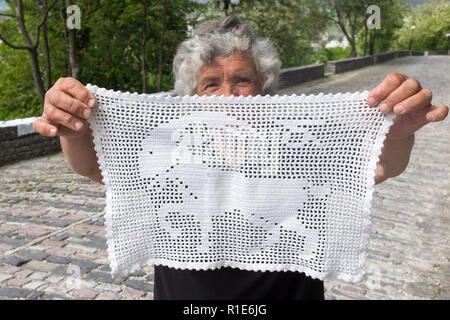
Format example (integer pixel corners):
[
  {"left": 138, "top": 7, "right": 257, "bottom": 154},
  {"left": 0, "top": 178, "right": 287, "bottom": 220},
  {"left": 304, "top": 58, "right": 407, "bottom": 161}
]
[
  {"left": 33, "top": 77, "right": 97, "bottom": 137},
  {"left": 367, "top": 73, "right": 448, "bottom": 140},
  {"left": 367, "top": 73, "right": 448, "bottom": 184}
]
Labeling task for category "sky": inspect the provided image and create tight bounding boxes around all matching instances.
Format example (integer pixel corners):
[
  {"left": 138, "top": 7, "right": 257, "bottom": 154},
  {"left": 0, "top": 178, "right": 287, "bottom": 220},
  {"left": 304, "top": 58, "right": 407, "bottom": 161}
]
[{"left": 0, "top": 0, "right": 8, "bottom": 11}]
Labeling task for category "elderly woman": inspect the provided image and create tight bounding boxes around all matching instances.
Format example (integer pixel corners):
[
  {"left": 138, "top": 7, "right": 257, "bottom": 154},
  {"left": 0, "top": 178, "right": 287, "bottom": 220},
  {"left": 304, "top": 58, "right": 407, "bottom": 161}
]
[{"left": 34, "top": 17, "right": 448, "bottom": 299}]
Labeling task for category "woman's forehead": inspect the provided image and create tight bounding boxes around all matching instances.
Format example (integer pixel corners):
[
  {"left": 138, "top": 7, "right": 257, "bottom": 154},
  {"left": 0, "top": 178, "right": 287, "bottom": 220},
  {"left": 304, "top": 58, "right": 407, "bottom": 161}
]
[{"left": 199, "top": 53, "right": 258, "bottom": 75}]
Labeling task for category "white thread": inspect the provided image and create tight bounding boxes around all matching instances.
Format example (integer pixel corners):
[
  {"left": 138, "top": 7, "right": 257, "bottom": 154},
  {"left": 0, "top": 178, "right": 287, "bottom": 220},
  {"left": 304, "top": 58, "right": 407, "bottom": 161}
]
[{"left": 86, "top": 84, "right": 395, "bottom": 282}]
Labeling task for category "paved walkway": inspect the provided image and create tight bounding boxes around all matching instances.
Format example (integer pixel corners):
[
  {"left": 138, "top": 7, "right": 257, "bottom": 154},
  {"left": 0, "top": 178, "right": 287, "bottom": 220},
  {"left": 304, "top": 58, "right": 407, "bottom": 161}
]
[
  {"left": 0, "top": 56, "right": 448, "bottom": 299},
  {"left": 280, "top": 56, "right": 450, "bottom": 299}
]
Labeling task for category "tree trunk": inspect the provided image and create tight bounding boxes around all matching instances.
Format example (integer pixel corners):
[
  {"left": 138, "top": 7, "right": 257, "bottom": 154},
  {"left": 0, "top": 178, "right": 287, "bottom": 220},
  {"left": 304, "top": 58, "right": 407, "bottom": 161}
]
[
  {"left": 350, "top": 39, "right": 357, "bottom": 57},
  {"left": 349, "top": 19, "right": 357, "bottom": 57},
  {"left": 68, "top": 29, "right": 79, "bottom": 78},
  {"left": 141, "top": 0, "right": 148, "bottom": 93},
  {"left": 338, "top": 21, "right": 356, "bottom": 58},
  {"left": 43, "top": 0, "right": 52, "bottom": 89},
  {"left": 157, "top": 2, "right": 168, "bottom": 92},
  {"left": 369, "top": 29, "right": 376, "bottom": 55},
  {"left": 363, "top": 23, "right": 368, "bottom": 56},
  {"left": 16, "top": 0, "right": 46, "bottom": 102},
  {"left": 28, "top": 48, "right": 46, "bottom": 102},
  {"left": 0, "top": 0, "right": 56, "bottom": 102},
  {"left": 66, "top": 0, "right": 79, "bottom": 79},
  {"left": 58, "top": 0, "right": 71, "bottom": 76},
  {"left": 334, "top": 3, "right": 356, "bottom": 58}
]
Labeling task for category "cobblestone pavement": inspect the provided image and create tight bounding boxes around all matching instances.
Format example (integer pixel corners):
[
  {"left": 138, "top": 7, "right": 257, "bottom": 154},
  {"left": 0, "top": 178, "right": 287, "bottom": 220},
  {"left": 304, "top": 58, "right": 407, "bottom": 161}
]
[
  {"left": 0, "top": 56, "right": 448, "bottom": 300},
  {"left": 281, "top": 56, "right": 450, "bottom": 300}
]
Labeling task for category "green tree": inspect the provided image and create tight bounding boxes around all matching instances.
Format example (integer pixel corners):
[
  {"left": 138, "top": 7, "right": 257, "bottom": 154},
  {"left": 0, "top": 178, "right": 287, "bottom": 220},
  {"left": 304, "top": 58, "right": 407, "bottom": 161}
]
[
  {"left": 196, "top": 0, "right": 327, "bottom": 68},
  {"left": 315, "top": 0, "right": 372, "bottom": 57},
  {"left": 75, "top": 0, "right": 197, "bottom": 92},
  {"left": 0, "top": 41, "right": 41, "bottom": 120},
  {"left": 395, "top": 0, "right": 450, "bottom": 51},
  {"left": 315, "top": 0, "right": 409, "bottom": 57},
  {"left": 0, "top": 0, "right": 57, "bottom": 103},
  {"left": 0, "top": 0, "right": 199, "bottom": 121},
  {"left": 356, "top": 0, "right": 410, "bottom": 56}
]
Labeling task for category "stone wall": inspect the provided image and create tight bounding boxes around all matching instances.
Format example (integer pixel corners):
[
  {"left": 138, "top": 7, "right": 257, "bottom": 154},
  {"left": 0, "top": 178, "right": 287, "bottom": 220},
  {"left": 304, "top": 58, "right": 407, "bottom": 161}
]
[
  {"left": 425, "top": 50, "right": 449, "bottom": 55},
  {"left": 327, "top": 55, "right": 375, "bottom": 74},
  {"left": 396, "top": 50, "right": 411, "bottom": 58},
  {"left": 375, "top": 51, "right": 397, "bottom": 64},
  {"left": 0, "top": 117, "right": 61, "bottom": 166},
  {"left": 278, "top": 64, "right": 325, "bottom": 89},
  {"left": 281, "top": 51, "right": 417, "bottom": 83},
  {"left": 327, "top": 50, "right": 416, "bottom": 74}
]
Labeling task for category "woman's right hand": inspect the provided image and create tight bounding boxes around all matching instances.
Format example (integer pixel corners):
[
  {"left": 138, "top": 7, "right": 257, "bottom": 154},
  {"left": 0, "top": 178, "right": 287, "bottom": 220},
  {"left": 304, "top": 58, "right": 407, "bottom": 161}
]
[{"left": 33, "top": 77, "right": 97, "bottom": 137}]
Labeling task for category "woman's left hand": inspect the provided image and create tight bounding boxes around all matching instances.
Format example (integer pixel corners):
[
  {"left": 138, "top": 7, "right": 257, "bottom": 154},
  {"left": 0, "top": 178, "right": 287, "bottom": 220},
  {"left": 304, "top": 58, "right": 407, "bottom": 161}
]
[
  {"left": 367, "top": 72, "right": 448, "bottom": 140},
  {"left": 366, "top": 72, "right": 448, "bottom": 184}
]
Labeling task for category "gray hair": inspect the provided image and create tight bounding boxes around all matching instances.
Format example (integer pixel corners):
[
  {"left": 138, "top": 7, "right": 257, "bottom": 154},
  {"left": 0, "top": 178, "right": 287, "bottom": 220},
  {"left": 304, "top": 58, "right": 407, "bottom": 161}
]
[{"left": 172, "top": 16, "right": 281, "bottom": 96}]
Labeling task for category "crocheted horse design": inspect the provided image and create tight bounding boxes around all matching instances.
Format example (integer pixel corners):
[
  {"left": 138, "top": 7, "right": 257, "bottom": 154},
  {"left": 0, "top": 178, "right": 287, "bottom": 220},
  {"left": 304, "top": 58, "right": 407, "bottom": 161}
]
[{"left": 138, "top": 111, "right": 330, "bottom": 261}]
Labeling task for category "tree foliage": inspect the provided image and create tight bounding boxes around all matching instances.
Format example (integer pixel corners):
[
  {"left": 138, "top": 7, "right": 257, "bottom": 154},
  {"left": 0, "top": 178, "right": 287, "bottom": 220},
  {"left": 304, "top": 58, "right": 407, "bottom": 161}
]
[
  {"left": 0, "top": 0, "right": 447, "bottom": 121},
  {"left": 0, "top": 0, "right": 198, "bottom": 121},
  {"left": 356, "top": 0, "right": 410, "bottom": 56},
  {"left": 394, "top": 0, "right": 450, "bottom": 51},
  {"left": 196, "top": 0, "right": 328, "bottom": 68}
]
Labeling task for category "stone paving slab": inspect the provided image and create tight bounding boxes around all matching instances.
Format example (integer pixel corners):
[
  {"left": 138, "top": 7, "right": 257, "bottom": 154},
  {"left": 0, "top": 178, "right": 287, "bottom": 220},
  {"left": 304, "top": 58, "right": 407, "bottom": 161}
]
[
  {"left": 0, "top": 155, "right": 154, "bottom": 300},
  {"left": 280, "top": 56, "right": 450, "bottom": 300},
  {"left": 0, "top": 56, "right": 448, "bottom": 300}
]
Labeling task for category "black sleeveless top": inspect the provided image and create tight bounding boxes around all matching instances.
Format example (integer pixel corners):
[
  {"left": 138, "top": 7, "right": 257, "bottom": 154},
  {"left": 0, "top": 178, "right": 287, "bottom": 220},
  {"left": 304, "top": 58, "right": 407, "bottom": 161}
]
[{"left": 154, "top": 265, "right": 324, "bottom": 300}]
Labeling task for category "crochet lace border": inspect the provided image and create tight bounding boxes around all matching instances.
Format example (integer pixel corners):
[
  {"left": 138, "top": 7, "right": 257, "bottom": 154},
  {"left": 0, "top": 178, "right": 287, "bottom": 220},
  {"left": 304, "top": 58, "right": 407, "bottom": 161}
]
[{"left": 86, "top": 83, "right": 396, "bottom": 283}]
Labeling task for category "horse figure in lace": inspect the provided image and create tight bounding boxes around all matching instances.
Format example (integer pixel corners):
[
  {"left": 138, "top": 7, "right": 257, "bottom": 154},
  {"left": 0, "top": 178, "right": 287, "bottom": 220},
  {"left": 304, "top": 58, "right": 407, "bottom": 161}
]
[{"left": 138, "top": 111, "right": 330, "bottom": 262}]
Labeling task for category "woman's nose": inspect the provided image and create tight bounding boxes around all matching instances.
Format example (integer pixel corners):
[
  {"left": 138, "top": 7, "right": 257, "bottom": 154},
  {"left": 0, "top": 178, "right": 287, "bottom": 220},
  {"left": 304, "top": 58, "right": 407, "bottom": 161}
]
[
  {"left": 220, "top": 84, "right": 232, "bottom": 96},
  {"left": 219, "top": 84, "right": 239, "bottom": 97}
]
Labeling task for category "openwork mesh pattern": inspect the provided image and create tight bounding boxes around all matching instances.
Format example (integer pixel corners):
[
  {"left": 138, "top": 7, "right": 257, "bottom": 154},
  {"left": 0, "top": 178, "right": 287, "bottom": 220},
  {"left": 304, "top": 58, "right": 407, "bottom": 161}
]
[{"left": 86, "top": 84, "right": 395, "bottom": 282}]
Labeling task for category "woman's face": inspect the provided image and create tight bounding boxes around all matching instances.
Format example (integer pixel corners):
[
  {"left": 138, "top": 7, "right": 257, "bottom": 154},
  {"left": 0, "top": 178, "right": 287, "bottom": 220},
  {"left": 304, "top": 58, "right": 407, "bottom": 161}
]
[{"left": 196, "top": 51, "right": 263, "bottom": 97}]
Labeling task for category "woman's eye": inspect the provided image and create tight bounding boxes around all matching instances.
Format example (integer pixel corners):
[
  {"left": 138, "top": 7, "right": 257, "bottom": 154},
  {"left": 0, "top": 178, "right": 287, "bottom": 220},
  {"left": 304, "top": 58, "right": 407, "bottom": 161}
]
[
  {"left": 237, "top": 78, "right": 250, "bottom": 84},
  {"left": 205, "top": 83, "right": 217, "bottom": 89}
]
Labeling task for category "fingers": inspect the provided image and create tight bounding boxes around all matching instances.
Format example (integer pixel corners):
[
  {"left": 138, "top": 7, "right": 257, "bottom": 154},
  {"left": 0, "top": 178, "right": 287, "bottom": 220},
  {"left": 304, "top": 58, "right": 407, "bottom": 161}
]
[
  {"left": 37, "top": 77, "right": 98, "bottom": 138},
  {"left": 45, "top": 77, "right": 97, "bottom": 119},
  {"left": 367, "top": 73, "right": 408, "bottom": 107},
  {"left": 33, "top": 100, "right": 89, "bottom": 137},
  {"left": 43, "top": 103, "right": 86, "bottom": 132},
  {"left": 390, "top": 88, "right": 432, "bottom": 116},
  {"left": 34, "top": 77, "right": 98, "bottom": 139},
  {"left": 379, "top": 78, "right": 427, "bottom": 114},
  {"left": 46, "top": 88, "right": 92, "bottom": 119},
  {"left": 33, "top": 116, "right": 59, "bottom": 137},
  {"left": 53, "top": 77, "right": 97, "bottom": 107},
  {"left": 426, "top": 104, "right": 449, "bottom": 122}
]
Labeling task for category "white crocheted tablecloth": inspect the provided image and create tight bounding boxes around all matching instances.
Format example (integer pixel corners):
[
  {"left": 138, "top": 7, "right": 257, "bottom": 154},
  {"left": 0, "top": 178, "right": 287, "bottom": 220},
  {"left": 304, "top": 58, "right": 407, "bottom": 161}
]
[{"left": 86, "top": 84, "right": 395, "bottom": 282}]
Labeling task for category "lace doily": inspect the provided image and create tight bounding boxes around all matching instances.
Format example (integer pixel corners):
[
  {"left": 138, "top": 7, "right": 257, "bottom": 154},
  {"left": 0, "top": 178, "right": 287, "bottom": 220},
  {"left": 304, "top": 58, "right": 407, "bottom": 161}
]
[{"left": 86, "top": 84, "right": 395, "bottom": 282}]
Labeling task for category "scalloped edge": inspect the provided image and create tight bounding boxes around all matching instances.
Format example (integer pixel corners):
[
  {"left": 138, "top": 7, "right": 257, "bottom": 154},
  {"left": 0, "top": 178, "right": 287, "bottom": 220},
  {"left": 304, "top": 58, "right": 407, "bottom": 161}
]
[
  {"left": 357, "top": 110, "right": 396, "bottom": 279},
  {"left": 85, "top": 84, "right": 119, "bottom": 275},
  {"left": 86, "top": 83, "right": 370, "bottom": 104},
  {"left": 85, "top": 83, "right": 394, "bottom": 283}
]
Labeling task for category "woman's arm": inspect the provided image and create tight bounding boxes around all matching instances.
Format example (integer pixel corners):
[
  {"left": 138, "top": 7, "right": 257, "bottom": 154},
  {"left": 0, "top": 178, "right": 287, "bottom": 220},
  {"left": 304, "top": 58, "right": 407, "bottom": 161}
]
[
  {"left": 59, "top": 128, "right": 102, "bottom": 181},
  {"left": 374, "top": 134, "right": 415, "bottom": 185},
  {"left": 367, "top": 73, "right": 448, "bottom": 184},
  {"left": 33, "top": 77, "right": 103, "bottom": 183}
]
